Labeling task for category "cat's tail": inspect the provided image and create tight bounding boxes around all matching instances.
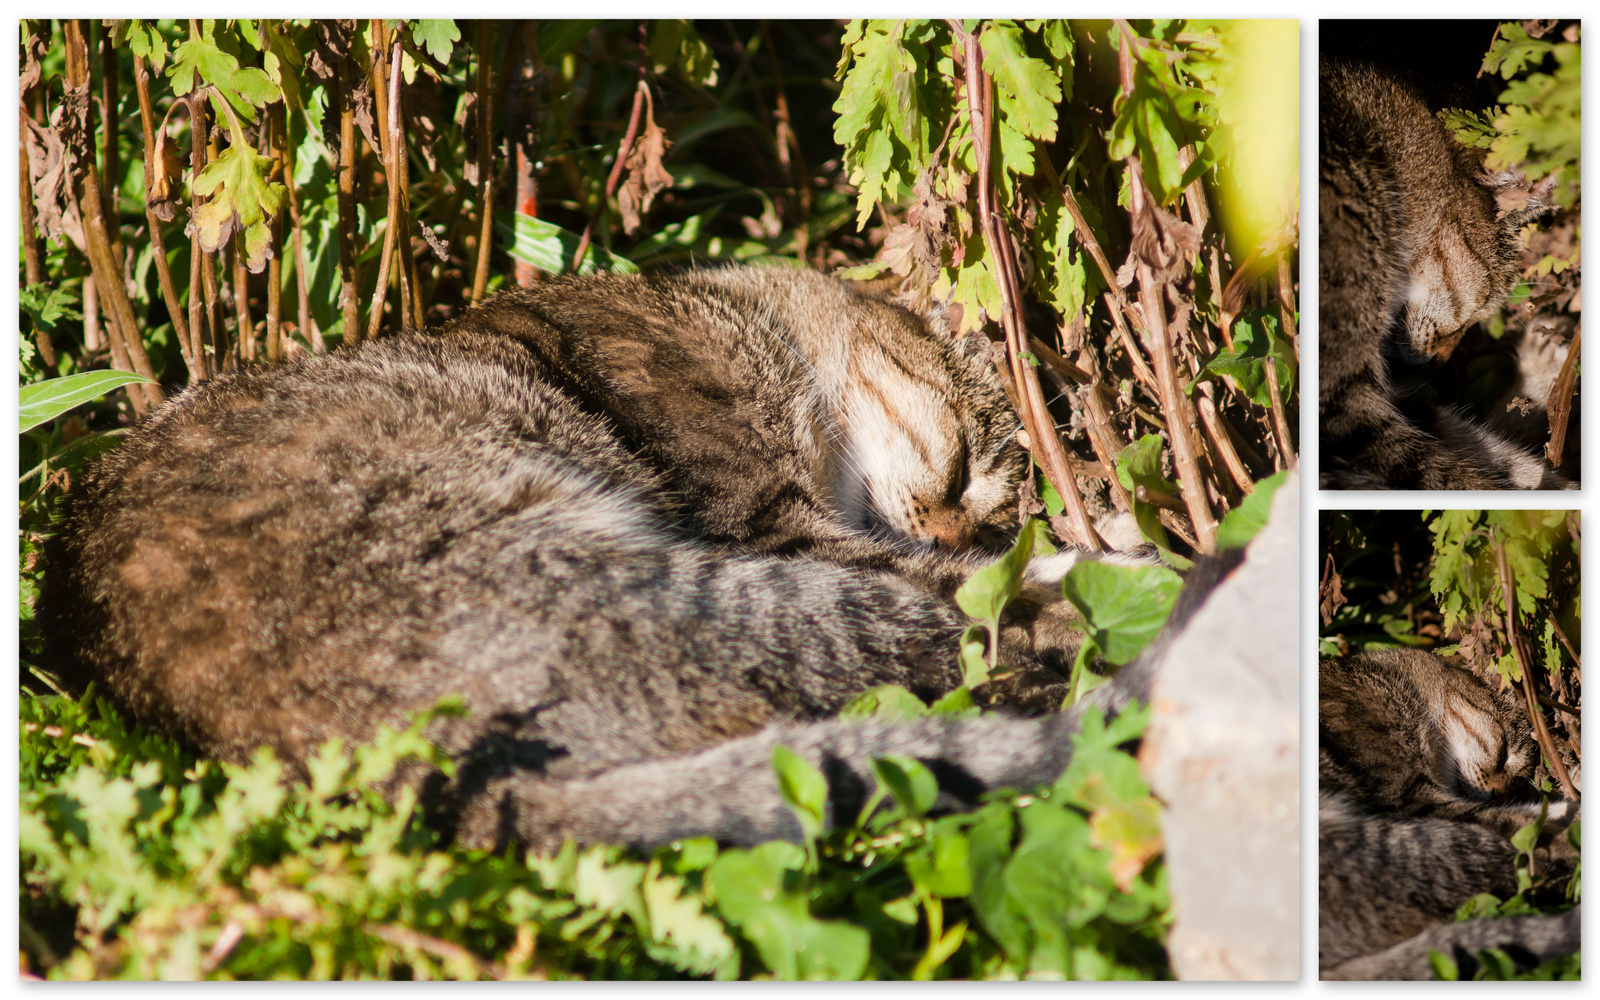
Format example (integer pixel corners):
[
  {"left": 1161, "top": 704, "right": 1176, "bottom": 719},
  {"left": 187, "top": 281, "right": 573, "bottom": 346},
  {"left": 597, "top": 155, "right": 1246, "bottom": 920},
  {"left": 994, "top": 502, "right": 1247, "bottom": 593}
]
[
  {"left": 454, "top": 709, "right": 1087, "bottom": 851},
  {"left": 451, "top": 545, "right": 1246, "bottom": 853},
  {"left": 1321, "top": 908, "right": 1579, "bottom": 981}
]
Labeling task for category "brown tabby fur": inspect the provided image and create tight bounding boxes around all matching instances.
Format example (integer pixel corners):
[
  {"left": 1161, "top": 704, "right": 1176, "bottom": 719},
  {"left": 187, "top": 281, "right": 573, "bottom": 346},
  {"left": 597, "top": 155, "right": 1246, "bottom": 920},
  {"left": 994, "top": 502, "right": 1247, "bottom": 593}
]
[
  {"left": 1319, "top": 59, "right": 1561, "bottom": 490},
  {"left": 1319, "top": 650, "right": 1578, "bottom": 978}
]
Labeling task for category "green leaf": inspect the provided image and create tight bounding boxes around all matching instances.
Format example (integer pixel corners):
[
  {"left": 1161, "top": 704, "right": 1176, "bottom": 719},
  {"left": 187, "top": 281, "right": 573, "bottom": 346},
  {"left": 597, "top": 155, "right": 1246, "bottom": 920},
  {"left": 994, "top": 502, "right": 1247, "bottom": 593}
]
[
  {"left": 771, "top": 745, "right": 827, "bottom": 845},
  {"left": 840, "top": 684, "right": 929, "bottom": 720},
  {"left": 905, "top": 826, "right": 972, "bottom": 898},
  {"left": 125, "top": 20, "right": 169, "bottom": 75},
  {"left": 502, "top": 215, "right": 640, "bottom": 275},
  {"left": 20, "top": 371, "right": 157, "bottom": 433},
  {"left": 1061, "top": 562, "right": 1183, "bottom": 665},
  {"left": 871, "top": 754, "right": 939, "bottom": 818},
  {"left": 955, "top": 517, "right": 1042, "bottom": 625},
  {"left": 710, "top": 842, "right": 869, "bottom": 980},
  {"left": 1215, "top": 469, "right": 1288, "bottom": 550},
  {"left": 409, "top": 20, "right": 461, "bottom": 63},
  {"left": 959, "top": 623, "right": 991, "bottom": 688},
  {"left": 190, "top": 142, "right": 288, "bottom": 272},
  {"left": 20, "top": 282, "right": 84, "bottom": 334},
  {"left": 1429, "top": 949, "right": 1461, "bottom": 981},
  {"left": 1189, "top": 310, "right": 1296, "bottom": 407},
  {"left": 1113, "top": 435, "right": 1190, "bottom": 568},
  {"left": 979, "top": 21, "right": 1061, "bottom": 143}
]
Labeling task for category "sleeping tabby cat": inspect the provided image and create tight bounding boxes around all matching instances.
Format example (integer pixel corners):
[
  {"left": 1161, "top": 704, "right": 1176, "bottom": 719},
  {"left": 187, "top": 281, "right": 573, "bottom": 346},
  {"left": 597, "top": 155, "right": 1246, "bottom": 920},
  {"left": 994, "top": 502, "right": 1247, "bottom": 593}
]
[
  {"left": 1319, "top": 58, "right": 1564, "bottom": 490},
  {"left": 1319, "top": 650, "right": 1579, "bottom": 979},
  {"left": 41, "top": 265, "right": 1140, "bottom": 851}
]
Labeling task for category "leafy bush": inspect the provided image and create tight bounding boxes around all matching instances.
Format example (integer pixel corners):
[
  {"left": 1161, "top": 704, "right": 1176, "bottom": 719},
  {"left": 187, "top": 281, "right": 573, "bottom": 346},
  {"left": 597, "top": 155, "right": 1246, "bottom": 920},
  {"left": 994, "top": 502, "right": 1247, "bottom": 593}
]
[
  {"left": 1320, "top": 509, "right": 1581, "bottom": 981},
  {"left": 20, "top": 18, "right": 1297, "bottom": 979}
]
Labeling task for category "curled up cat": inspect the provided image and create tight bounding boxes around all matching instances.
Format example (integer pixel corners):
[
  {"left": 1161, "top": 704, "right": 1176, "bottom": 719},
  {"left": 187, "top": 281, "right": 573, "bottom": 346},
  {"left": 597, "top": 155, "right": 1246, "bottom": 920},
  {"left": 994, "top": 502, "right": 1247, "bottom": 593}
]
[
  {"left": 1319, "top": 649, "right": 1580, "bottom": 979},
  {"left": 40, "top": 265, "right": 1174, "bottom": 853},
  {"left": 1318, "top": 59, "right": 1568, "bottom": 490}
]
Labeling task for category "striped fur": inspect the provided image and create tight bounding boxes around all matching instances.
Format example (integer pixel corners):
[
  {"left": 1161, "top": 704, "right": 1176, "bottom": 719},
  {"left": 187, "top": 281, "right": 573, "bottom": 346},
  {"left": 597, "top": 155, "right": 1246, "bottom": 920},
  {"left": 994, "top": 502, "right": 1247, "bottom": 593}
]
[{"left": 1319, "top": 59, "right": 1561, "bottom": 490}]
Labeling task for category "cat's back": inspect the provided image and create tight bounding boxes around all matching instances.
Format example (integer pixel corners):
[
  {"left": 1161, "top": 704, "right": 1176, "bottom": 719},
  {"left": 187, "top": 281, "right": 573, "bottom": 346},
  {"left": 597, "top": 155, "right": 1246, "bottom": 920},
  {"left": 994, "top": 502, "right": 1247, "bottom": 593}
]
[{"left": 39, "top": 329, "right": 670, "bottom": 761}]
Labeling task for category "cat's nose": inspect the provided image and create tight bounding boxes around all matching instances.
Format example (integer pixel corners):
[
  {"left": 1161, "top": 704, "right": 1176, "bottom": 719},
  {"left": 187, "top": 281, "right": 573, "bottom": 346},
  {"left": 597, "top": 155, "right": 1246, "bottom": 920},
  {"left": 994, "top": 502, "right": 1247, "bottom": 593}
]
[{"left": 924, "top": 518, "right": 975, "bottom": 551}]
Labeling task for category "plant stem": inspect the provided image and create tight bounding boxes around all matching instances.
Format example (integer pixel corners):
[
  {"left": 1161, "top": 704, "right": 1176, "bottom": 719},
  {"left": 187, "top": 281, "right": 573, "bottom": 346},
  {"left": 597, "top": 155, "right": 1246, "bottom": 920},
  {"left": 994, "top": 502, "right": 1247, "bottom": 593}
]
[
  {"left": 132, "top": 54, "right": 196, "bottom": 381},
  {"left": 959, "top": 25, "right": 1100, "bottom": 551},
  {"left": 470, "top": 19, "right": 496, "bottom": 305},
  {"left": 336, "top": 52, "right": 361, "bottom": 344},
  {"left": 1544, "top": 328, "right": 1579, "bottom": 468},
  {"left": 572, "top": 31, "right": 649, "bottom": 274},
  {"left": 65, "top": 20, "right": 162, "bottom": 412},
  {"left": 1495, "top": 540, "right": 1578, "bottom": 800}
]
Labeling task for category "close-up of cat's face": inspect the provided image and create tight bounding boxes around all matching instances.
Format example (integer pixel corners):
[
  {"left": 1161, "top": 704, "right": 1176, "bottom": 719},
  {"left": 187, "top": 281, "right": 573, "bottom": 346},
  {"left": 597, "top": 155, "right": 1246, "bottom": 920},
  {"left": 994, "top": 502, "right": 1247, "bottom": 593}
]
[
  {"left": 828, "top": 340, "right": 1025, "bottom": 553},
  {"left": 1427, "top": 661, "right": 1539, "bottom": 803},
  {"left": 1395, "top": 202, "right": 1532, "bottom": 367}
]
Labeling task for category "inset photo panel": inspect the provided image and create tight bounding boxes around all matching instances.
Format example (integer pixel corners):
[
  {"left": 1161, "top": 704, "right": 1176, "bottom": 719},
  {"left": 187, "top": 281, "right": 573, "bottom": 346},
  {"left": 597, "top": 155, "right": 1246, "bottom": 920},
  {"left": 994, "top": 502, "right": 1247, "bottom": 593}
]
[
  {"left": 1318, "top": 21, "right": 1580, "bottom": 490},
  {"left": 1318, "top": 509, "right": 1580, "bottom": 979}
]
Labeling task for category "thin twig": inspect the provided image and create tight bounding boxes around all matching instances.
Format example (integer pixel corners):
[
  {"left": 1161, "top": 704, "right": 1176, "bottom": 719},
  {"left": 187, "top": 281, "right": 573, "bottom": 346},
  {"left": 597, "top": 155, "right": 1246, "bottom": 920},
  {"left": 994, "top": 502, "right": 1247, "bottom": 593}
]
[
  {"left": 264, "top": 111, "right": 283, "bottom": 363},
  {"left": 336, "top": 52, "right": 361, "bottom": 344},
  {"left": 365, "top": 35, "right": 404, "bottom": 341},
  {"left": 760, "top": 20, "right": 812, "bottom": 257},
  {"left": 65, "top": 20, "right": 162, "bottom": 412},
  {"left": 1544, "top": 328, "right": 1579, "bottom": 468},
  {"left": 1495, "top": 540, "right": 1578, "bottom": 800},
  {"left": 470, "top": 18, "right": 496, "bottom": 305},
  {"left": 187, "top": 92, "right": 211, "bottom": 377},
  {"left": 1126, "top": 168, "right": 1214, "bottom": 549},
  {"left": 276, "top": 100, "right": 317, "bottom": 351},
  {"left": 133, "top": 54, "right": 195, "bottom": 380},
  {"left": 1195, "top": 387, "right": 1254, "bottom": 496},
  {"left": 957, "top": 24, "right": 1100, "bottom": 551},
  {"left": 572, "top": 38, "right": 649, "bottom": 273},
  {"left": 232, "top": 244, "right": 253, "bottom": 361},
  {"left": 1263, "top": 353, "right": 1294, "bottom": 471},
  {"left": 362, "top": 923, "right": 507, "bottom": 980}
]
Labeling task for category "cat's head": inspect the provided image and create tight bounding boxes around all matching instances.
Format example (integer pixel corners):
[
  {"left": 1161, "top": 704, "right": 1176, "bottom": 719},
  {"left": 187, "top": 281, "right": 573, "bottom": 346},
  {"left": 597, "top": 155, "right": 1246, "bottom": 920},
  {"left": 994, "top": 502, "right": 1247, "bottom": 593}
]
[
  {"left": 828, "top": 312, "right": 1027, "bottom": 553},
  {"left": 1426, "top": 661, "right": 1540, "bottom": 803},
  {"left": 1397, "top": 174, "right": 1552, "bottom": 366}
]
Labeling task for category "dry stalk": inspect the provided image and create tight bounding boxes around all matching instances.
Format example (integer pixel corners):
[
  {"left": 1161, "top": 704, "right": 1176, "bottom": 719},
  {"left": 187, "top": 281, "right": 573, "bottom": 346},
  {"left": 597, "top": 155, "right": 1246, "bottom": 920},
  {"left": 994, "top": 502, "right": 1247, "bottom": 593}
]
[
  {"left": 335, "top": 56, "right": 361, "bottom": 343},
  {"left": 470, "top": 19, "right": 496, "bottom": 305},
  {"left": 1494, "top": 541, "right": 1578, "bottom": 800},
  {"left": 65, "top": 20, "right": 162, "bottom": 412},
  {"left": 132, "top": 54, "right": 196, "bottom": 379},
  {"left": 365, "top": 37, "right": 405, "bottom": 341},
  {"left": 1544, "top": 328, "right": 1579, "bottom": 468},
  {"left": 572, "top": 35, "right": 649, "bottom": 274},
  {"left": 958, "top": 25, "right": 1100, "bottom": 551}
]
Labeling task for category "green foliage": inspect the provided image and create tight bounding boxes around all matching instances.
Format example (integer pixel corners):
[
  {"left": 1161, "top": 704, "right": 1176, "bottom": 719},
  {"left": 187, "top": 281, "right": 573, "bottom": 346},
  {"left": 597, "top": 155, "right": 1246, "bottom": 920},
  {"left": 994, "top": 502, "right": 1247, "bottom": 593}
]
[
  {"left": 1060, "top": 563, "right": 1182, "bottom": 667},
  {"left": 955, "top": 517, "right": 1044, "bottom": 682},
  {"left": 22, "top": 689, "right": 1169, "bottom": 980},
  {"left": 19, "top": 371, "right": 156, "bottom": 434},
  {"left": 1444, "top": 23, "right": 1582, "bottom": 210}
]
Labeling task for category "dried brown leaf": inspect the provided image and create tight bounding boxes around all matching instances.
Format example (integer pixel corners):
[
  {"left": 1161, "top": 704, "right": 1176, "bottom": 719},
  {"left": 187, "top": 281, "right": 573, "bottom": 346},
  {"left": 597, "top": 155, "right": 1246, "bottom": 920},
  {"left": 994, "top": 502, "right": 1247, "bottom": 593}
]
[{"left": 617, "top": 113, "right": 673, "bottom": 235}]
